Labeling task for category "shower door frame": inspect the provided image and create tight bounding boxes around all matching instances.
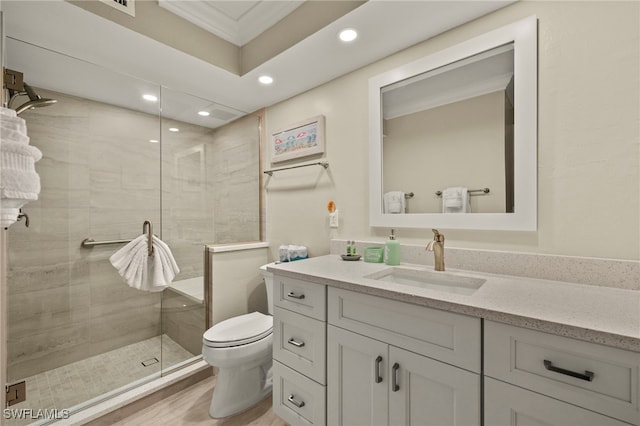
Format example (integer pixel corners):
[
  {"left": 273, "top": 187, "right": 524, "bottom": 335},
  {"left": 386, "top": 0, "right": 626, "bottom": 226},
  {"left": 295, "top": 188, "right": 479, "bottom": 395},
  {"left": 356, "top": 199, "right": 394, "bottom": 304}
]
[{"left": 1, "top": 10, "right": 10, "bottom": 412}]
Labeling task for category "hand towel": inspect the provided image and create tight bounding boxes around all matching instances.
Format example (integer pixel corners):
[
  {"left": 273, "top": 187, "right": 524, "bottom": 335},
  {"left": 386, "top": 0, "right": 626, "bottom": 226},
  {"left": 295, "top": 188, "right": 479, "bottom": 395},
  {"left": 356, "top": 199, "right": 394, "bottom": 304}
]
[
  {"left": 442, "top": 187, "right": 471, "bottom": 213},
  {"left": 383, "top": 191, "right": 405, "bottom": 214},
  {"left": 109, "top": 234, "right": 180, "bottom": 292},
  {"left": 0, "top": 106, "right": 42, "bottom": 228}
]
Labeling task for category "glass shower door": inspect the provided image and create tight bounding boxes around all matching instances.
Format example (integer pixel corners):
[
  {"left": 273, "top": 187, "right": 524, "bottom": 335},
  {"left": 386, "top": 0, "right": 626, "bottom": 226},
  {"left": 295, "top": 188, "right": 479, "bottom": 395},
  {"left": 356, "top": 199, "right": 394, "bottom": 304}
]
[{"left": 4, "top": 38, "right": 165, "bottom": 423}]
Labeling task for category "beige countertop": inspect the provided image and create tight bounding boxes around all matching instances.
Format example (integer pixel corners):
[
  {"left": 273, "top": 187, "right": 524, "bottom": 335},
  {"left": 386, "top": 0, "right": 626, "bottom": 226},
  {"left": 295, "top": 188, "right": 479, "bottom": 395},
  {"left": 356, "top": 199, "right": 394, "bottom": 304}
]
[{"left": 268, "top": 255, "right": 640, "bottom": 352}]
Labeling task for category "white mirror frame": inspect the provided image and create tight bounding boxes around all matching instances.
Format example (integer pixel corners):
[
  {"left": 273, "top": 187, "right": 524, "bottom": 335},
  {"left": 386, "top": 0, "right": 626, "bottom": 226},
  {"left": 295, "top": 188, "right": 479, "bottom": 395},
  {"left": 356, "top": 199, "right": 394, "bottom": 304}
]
[{"left": 369, "top": 16, "right": 537, "bottom": 231}]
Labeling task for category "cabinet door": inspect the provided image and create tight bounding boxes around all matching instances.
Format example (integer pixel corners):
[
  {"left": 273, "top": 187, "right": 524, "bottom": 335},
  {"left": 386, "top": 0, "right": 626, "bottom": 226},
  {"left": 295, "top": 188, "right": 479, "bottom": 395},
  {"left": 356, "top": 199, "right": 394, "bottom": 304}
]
[
  {"left": 485, "top": 378, "right": 632, "bottom": 426},
  {"left": 327, "top": 325, "right": 388, "bottom": 426},
  {"left": 388, "top": 347, "right": 480, "bottom": 426}
]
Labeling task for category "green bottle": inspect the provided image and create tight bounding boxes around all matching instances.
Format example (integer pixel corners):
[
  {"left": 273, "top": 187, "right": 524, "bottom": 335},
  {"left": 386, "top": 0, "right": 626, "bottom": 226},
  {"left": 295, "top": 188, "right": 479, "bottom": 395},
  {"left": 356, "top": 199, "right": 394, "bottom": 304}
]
[{"left": 384, "top": 229, "right": 400, "bottom": 265}]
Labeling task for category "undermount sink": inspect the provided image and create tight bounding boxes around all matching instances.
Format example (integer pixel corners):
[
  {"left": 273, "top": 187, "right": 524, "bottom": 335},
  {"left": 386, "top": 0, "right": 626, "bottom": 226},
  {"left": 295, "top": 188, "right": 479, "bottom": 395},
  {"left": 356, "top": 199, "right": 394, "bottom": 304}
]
[{"left": 364, "top": 266, "right": 486, "bottom": 295}]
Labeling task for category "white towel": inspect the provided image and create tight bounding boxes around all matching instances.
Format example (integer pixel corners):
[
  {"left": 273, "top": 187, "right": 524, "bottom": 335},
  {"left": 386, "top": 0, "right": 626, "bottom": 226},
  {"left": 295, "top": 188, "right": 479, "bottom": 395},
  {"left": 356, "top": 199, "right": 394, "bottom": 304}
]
[
  {"left": 442, "top": 187, "right": 471, "bottom": 213},
  {"left": 109, "top": 234, "right": 180, "bottom": 292},
  {"left": 0, "top": 106, "right": 42, "bottom": 228},
  {"left": 383, "top": 191, "right": 405, "bottom": 214}
]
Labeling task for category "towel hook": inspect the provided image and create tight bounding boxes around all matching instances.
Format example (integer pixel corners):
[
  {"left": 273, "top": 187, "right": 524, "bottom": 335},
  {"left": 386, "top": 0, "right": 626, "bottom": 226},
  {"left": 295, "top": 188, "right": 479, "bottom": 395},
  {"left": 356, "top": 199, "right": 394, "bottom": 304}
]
[{"left": 142, "top": 220, "right": 154, "bottom": 256}]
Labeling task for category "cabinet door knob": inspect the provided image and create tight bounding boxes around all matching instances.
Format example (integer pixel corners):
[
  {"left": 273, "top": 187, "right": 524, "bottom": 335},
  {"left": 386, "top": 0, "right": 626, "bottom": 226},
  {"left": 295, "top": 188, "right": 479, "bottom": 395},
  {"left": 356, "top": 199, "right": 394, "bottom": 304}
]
[
  {"left": 288, "top": 338, "right": 305, "bottom": 348},
  {"left": 287, "top": 394, "right": 305, "bottom": 408},
  {"left": 543, "top": 360, "right": 594, "bottom": 382},
  {"left": 375, "top": 356, "right": 383, "bottom": 383},
  {"left": 392, "top": 362, "right": 400, "bottom": 391},
  {"left": 287, "top": 291, "right": 305, "bottom": 300}
]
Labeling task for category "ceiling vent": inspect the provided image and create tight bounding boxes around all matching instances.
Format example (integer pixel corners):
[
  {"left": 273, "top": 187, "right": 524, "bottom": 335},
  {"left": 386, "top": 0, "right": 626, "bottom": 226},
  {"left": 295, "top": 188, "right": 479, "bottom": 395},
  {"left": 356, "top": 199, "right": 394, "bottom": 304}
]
[{"left": 100, "top": 0, "right": 135, "bottom": 17}]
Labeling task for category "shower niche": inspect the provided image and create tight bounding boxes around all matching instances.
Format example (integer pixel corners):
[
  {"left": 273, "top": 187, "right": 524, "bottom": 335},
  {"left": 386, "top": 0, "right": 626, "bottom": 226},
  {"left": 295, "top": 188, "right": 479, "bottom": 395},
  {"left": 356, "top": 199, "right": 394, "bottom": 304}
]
[{"left": 3, "top": 37, "right": 261, "bottom": 423}]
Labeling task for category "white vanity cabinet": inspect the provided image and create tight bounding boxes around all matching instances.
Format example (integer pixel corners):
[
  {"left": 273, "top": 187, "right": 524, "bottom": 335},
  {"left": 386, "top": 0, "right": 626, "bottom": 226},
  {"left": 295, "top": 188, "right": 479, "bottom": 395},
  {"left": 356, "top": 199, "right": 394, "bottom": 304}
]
[
  {"left": 272, "top": 275, "right": 327, "bottom": 426},
  {"left": 327, "top": 287, "right": 481, "bottom": 426},
  {"left": 484, "top": 321, "right": 640, "bottom": 426}
]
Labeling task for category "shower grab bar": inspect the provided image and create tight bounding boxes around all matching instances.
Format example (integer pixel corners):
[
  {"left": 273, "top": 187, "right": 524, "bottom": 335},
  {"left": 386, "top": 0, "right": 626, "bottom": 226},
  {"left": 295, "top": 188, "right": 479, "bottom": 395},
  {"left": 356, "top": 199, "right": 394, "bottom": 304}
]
[
  {"left": 263, "top": 161, "right": 329, "bottom": 176},
  {"left": 82, "top": 220, "right": 154, "bottom": 256},
  {"left": 81, "top": 238, "right": 133, "bottom": 248}
]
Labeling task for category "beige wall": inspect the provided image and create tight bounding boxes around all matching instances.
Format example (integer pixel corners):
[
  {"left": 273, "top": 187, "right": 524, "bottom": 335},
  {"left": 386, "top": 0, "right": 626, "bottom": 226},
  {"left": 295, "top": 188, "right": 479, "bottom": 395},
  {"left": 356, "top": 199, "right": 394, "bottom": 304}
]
[
  {"left": 384, "top": 91, "right": 507, "bottom": 214},
  {"left": 265, "top": 1, "right": 640, "bottom": 261},
  {"left": 209, "top": 247, "right": 269, "bottom": 325}
]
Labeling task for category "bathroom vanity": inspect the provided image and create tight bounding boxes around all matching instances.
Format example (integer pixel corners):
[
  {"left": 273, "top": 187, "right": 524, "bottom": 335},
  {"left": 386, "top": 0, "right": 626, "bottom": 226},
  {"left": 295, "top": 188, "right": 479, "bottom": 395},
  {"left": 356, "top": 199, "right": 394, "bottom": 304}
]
[{"left": 268, "top": 256, "right": 640, "bottom": 426}]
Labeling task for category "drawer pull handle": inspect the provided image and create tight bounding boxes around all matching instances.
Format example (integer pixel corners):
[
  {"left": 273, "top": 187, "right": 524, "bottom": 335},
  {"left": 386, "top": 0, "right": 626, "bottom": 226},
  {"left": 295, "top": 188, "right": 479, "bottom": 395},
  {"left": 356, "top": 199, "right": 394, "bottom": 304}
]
[
  {"left": 288, "top": 338, "right": 305, "bottom": 348},
  {"left": 375, "top": 356, "right": 383, "bottom": 383},
  {"left": 543, "top": 360, "right": 594, "bottom": 382},
  {"left": 287, "top": 291, "right": 305, "bottom": 300},
  {"left": 287, "top": 394, "right": 305, "bottom": 408},
  {"left": 392, "top": 362, "right": 400, "bottom": 392}
]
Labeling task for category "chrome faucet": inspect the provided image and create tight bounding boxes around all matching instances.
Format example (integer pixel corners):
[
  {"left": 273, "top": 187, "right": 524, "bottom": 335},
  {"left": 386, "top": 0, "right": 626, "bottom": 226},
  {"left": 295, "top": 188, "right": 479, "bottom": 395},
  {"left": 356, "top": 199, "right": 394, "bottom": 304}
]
[{"left": 425, "top": 229, "right": 445, "bottom": 271}]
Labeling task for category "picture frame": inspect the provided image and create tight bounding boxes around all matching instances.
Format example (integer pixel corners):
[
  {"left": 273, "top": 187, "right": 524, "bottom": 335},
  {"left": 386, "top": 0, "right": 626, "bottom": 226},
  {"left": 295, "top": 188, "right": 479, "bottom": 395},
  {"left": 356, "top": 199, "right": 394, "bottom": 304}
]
[{"left": 271, "top": 115, "right": 325, "bottom": 163}]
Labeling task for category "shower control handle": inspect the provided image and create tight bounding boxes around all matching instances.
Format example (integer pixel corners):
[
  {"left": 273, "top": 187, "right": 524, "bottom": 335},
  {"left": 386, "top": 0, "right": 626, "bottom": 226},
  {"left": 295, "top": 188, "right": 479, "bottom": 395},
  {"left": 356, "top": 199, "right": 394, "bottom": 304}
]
[
  {"left": 287, "top": 394, "right": 305, "bottom": 408},
  {"left": 288, "top": 338, "right": 305, "bottom": 348},
  {"left": 287, "top": 291, "right": 305, "bottom": 300}
]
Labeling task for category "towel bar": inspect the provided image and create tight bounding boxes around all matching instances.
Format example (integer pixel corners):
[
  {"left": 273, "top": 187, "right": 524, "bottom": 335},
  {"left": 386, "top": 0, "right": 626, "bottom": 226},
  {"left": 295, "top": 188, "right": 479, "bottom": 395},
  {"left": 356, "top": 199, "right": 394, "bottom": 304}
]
[
  {"left": 435, "top": 188, "right": 490, "bottom": 197},
  {"left": 263, "top": 161, "right": 329, "bottom": 176}
]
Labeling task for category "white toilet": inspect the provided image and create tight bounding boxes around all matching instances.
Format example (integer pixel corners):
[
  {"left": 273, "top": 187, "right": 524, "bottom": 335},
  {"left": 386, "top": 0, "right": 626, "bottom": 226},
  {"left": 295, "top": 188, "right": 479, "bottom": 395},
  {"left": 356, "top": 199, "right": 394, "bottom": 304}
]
[{"left": 202, "top": 263, "right": 275, "bottom": 418}]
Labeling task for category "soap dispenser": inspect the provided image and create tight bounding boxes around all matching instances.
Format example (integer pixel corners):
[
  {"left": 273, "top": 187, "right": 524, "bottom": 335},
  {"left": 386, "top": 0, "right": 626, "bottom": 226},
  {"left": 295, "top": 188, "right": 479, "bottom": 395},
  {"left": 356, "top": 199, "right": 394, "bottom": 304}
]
[{"left": 384, "top": 229, "right": 400, "bottom": 265}]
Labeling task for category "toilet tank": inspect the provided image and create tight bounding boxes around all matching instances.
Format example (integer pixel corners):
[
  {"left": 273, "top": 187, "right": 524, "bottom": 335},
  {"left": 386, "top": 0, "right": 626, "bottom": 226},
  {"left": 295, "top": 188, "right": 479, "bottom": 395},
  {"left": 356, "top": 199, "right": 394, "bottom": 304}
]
[{"left": 259, "top": 263, "right": 276, "bottom": 314}]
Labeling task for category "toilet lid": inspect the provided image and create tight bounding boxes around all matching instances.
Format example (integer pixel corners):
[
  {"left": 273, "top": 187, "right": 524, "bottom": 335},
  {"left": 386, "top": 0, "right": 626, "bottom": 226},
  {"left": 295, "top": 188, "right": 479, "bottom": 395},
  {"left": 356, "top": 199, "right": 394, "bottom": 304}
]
[{"left": 203, "top": 312, "right": 273, "bottom": 348}]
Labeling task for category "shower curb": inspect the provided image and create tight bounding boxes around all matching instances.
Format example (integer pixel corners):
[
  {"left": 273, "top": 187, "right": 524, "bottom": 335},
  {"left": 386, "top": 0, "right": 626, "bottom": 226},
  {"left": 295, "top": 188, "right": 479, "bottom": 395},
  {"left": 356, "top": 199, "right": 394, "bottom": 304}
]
[{"left": 57, "top": 361, "right": 212, "bottom": 426}]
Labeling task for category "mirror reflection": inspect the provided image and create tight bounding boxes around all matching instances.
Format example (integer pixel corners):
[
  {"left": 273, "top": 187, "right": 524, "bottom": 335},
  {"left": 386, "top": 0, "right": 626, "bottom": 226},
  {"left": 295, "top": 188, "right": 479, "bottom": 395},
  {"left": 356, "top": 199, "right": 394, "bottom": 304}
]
[{"left": 382, "top": 43, "right": 514, "bottom": 214}]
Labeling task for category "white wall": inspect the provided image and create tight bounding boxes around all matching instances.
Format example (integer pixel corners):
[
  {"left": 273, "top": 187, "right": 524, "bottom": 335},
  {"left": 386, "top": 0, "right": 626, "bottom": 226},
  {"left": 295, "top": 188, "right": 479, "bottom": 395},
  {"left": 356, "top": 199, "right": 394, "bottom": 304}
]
[{"left": 265, "top": 1, "right": 639, "bottom": 261}]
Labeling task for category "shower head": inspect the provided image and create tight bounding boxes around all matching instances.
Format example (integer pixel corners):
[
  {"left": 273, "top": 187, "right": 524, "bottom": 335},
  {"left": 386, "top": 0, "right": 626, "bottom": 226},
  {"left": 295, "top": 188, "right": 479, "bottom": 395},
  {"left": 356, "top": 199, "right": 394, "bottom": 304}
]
[
  {"left": 9, "top": 83, "right": 57, "bottom": 116},
  {"left": 14, "top": 98, "right": 58, "bottom": 115}
]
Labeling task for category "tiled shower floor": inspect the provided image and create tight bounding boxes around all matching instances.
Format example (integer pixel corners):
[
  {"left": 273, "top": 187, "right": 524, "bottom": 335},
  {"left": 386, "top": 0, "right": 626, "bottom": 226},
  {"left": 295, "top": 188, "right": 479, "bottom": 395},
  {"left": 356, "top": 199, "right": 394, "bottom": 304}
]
[{"left": 6, "top": 335, "right": 195, "bottom": 425}]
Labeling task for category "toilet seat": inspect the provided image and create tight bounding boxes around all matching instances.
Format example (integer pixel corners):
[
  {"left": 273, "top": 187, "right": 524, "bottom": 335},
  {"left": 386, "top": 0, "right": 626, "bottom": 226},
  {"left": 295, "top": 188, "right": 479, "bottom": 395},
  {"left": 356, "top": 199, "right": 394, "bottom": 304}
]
[{"left": 203, "top": 312, "right": 273, "bottom": 348}]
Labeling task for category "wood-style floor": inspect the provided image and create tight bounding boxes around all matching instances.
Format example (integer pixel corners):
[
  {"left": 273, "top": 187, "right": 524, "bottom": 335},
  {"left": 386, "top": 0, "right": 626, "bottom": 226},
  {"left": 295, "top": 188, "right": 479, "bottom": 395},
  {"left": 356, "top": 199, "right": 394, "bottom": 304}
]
[{"left": 111, "top": 376, "right": 287, "bottom": 426}]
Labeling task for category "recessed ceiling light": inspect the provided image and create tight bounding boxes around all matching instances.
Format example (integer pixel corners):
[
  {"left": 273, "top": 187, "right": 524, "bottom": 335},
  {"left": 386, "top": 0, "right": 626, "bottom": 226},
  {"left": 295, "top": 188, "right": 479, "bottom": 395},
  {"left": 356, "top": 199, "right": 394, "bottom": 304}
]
[
  {"left": 149, "top": 139, "right": 159, "bottom": 143},
  {"left": 258, "top": 75, "right": 274, "bottom": 85},
  {"left": 168, "top": 127, "right": 179, "bottom": 132},
  {"left": 339, "top": 28, "right": 358, "bottom": 42},
  {"left": 143, "top": 94, "right": 158, "bottom": 102},
  {"left": 198, "top": 111, "right": 210, "bottom": 117}
]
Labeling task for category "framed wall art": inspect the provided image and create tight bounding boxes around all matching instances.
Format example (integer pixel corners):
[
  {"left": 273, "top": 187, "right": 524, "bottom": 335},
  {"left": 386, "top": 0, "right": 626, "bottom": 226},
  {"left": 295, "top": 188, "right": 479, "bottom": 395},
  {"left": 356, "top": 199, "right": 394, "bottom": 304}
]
[{"left": 271, "top": 115, "right": 325, "bottom": 163}]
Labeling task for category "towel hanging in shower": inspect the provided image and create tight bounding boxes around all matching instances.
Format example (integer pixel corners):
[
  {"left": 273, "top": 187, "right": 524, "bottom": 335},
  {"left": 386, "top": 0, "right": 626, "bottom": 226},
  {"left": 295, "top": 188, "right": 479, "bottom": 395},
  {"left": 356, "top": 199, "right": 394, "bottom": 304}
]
[
  {"left": 109, "top": 234, "right": 180, "bottom": 292},
  {"left": 0, "top": 106, "right": 42, "bottom": 228}
]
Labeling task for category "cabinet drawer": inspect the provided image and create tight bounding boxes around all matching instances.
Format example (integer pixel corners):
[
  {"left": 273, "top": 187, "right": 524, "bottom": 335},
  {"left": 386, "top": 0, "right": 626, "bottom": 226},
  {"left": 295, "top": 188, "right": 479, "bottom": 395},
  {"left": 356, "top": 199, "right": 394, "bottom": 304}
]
[
  {"left": 273, "top": 307, "right": 327, "bottom": 385},
  {"left": 485, "top": 378, "right": 632, "bottom": 426},
  {"left": 328, "top": 287, "right": 481, "bottom": 373},
  {"left": 485, "top": 321, "right": 640, "bottom": 425},
  {"left": 273, "top": 361, "right": 326, "bottom": 426},
  {"left": 274, "top": 275, "right": 326, "bottom": 320}
]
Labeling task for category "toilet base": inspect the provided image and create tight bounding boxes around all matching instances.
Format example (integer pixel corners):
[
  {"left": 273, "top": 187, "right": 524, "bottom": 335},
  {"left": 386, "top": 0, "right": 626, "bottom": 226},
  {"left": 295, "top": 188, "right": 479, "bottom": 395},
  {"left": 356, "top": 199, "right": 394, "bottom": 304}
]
[{"left": 209, "top": 359, "right": 273, "bottom": 418}]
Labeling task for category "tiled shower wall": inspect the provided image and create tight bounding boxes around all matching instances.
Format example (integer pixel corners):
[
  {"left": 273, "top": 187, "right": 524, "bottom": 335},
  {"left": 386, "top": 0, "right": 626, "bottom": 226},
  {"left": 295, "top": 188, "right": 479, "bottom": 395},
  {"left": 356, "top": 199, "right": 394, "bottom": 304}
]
[{"left": 6, "top": 88, "right": 260, "bottom": 380}]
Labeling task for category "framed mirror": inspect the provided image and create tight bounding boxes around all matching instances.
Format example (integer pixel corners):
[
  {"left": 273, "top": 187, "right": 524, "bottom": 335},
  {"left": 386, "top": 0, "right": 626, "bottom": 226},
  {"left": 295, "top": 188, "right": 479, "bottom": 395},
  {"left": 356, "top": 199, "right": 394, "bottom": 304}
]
[{"left": 369, "top": 16, "right": 537, "bottom": 230}]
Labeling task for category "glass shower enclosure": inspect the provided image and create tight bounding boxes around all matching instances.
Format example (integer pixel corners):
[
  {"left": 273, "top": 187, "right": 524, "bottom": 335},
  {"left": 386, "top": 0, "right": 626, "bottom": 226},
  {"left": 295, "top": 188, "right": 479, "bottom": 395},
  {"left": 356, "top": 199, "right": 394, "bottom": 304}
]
[{"left": 3, "top": 36, "right": 260, "bottom": 424}]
